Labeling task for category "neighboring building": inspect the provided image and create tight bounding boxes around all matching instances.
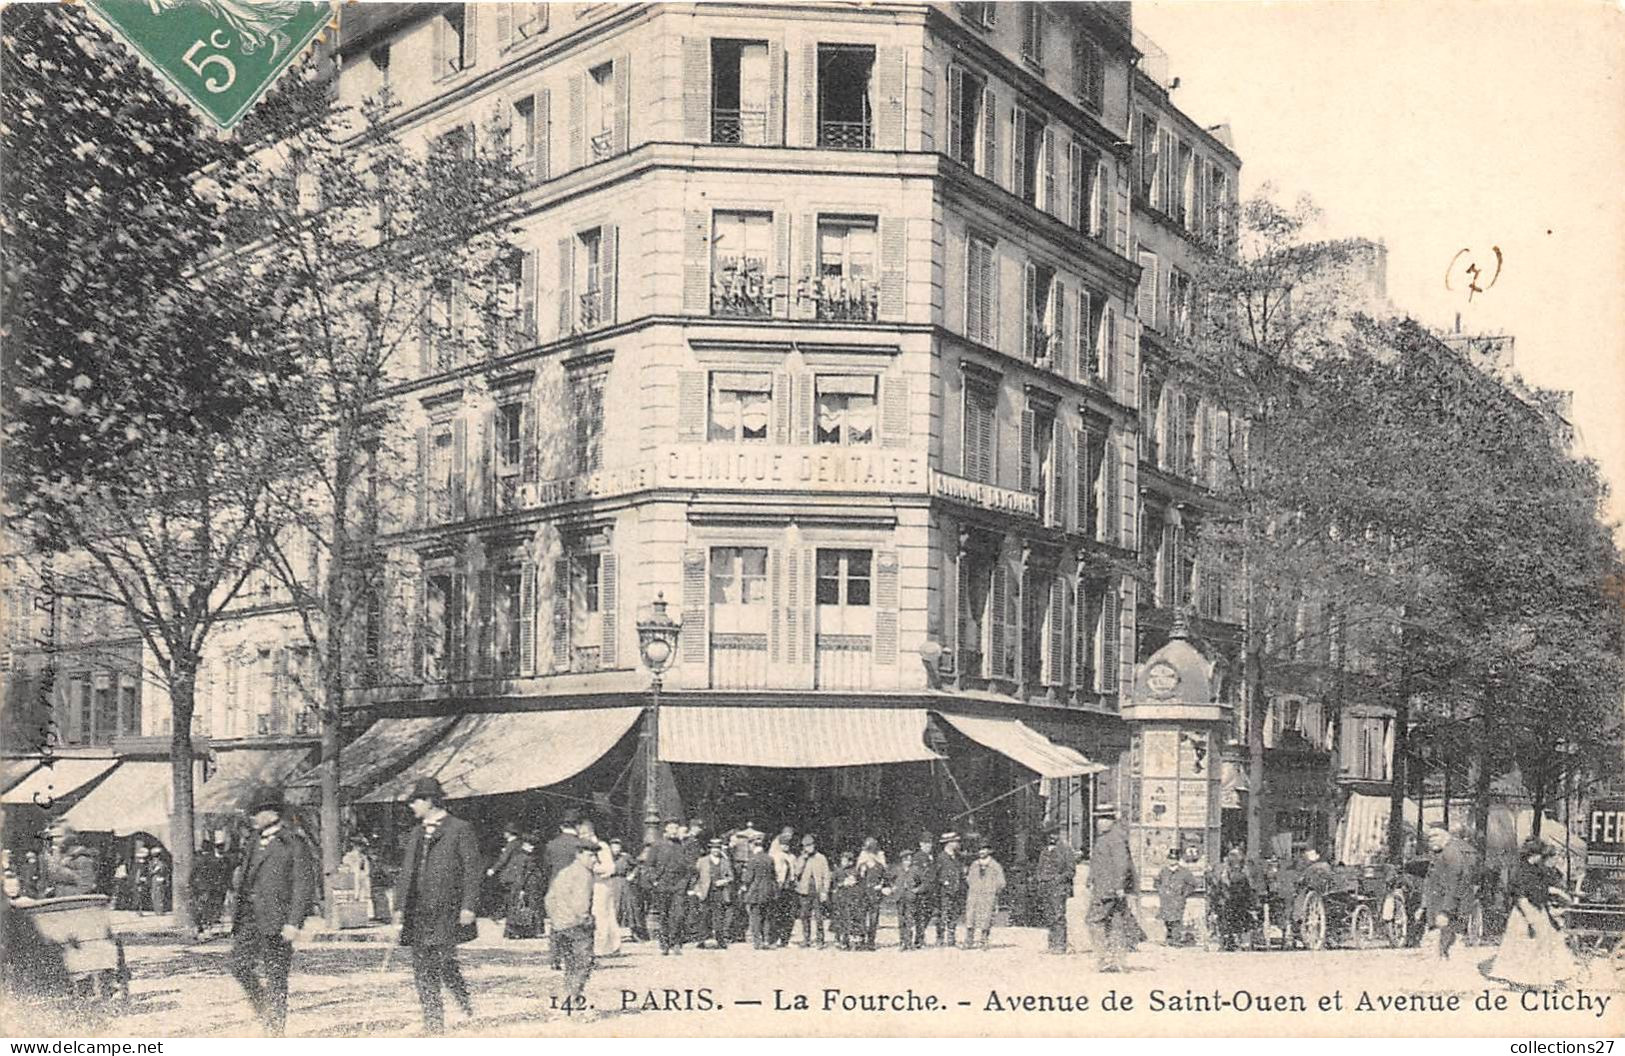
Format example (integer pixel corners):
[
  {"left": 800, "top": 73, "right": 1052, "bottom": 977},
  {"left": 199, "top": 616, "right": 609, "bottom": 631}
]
[{"left": 329, "top": 1, "right": 1149, "bottom": 860}]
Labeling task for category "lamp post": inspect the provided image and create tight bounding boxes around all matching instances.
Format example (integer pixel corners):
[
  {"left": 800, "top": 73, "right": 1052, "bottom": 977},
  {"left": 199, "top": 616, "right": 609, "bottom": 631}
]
[{"left": 636, "top": 592, "right": 681, "bottom": 846}]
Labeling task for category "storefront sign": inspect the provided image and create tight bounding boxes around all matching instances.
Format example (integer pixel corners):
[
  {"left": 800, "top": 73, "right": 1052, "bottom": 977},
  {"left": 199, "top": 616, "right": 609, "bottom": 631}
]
[
  {"left": 664, "top": 445, "right": 928, "bottom": 493},
  {"left": 929, "top": 470, "right": 1039, "bottom": 517},
  {"left": 532, "top": 463, "right": 658, "bottom": 505}
]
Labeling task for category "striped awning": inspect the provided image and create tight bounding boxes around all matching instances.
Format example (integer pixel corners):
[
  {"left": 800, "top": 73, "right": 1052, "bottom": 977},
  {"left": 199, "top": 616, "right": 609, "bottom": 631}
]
[
  {"left": 1337, "top": 792, "right": 1393, "bottom": 866},
  {"left": 1, "top": 758, "right": 116, "bottom": 807},
  {"left": 196, "top": 746, "right": 317, "bottom": 813},
  {"left": 61, "top": 761, "right": 174, "bottom": 836},
  {"left": 289, "top": 715, "right": 458, "bottom": 795},
  {"left": 935, "top": 713, "right": 1103, "bottom": 780},
  {"left": 659, "top": 706, "right": 942, "bottom": 768},
  {"left": 0, "top": 759, "right": 41, "bottom": 794},
  {"left": 361, "top": 708, "right": 643, "bottom": 803}
]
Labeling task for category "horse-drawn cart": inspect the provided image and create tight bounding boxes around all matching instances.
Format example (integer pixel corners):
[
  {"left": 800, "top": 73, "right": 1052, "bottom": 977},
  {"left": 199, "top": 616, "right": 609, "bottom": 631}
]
[{"left": 2, "top": 894, "right": 129, "bottom": 1005}]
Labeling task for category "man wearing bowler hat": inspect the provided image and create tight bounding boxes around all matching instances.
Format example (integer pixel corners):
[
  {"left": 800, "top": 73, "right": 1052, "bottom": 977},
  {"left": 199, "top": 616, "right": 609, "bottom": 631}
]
[
  {"left": 395, "top": 777, "right": 483, "bottom": 1034},
  {"left": 229, "top": 784, "right": 315, "bottom": 1037}
]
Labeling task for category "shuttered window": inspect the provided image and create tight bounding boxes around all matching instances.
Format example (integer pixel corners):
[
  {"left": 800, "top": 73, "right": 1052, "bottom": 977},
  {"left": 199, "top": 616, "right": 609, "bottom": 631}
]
[
  {"left": 962, "top": 383, "right": 997, "bottom": 484},
  {"left": 946, "top": 65, "right": 986, "bottom": 169},
  {"left": 569, "top": 370, "right": 605, "bottom": 472},
  {"left": 1074, "top": 33, "right": 1104, "bottom": 112},
  {"left": 708, "top": 371, "right": 772, "bottom": 442},
  {"left": 965, "top": 234, "right": 998, "bottom": 347},
  {"left": 1136, "top": 248, "right": 1159, "bottom": 330},
  {"left": 815, "top": 375, "right": 876, "bottom": 445}
]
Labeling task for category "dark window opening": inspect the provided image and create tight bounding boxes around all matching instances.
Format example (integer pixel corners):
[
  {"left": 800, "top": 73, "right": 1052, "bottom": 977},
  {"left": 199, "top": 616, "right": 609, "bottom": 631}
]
[
  {"left": 711, "top": 39, "right": 770, "bottom": 145},
  {"left": 817, "top": 45, "right": 875, "bottom": 150}
]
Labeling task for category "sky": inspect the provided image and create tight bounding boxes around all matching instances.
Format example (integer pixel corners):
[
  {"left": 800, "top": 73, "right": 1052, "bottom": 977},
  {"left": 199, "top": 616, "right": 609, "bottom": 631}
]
[{"left": 1134, "top": 0, "right": 1625, "bottom": 536}]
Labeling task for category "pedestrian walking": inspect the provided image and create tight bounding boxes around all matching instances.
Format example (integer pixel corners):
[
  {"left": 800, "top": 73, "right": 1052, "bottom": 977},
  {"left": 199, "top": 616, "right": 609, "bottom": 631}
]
[
  {"left": 1156, "top": 847, "right": 1196, "bottom": 946},
  {"left": 679, "top": 817, "right": 708, "bottom": 944},
  {"left": 394, "top": 777, "right": 482, "bottom": 1035},
  {"left": 500, "top": 832, "right": 540, "bottom": 939},
  {"left": 1419, "top": 824, "right": 1474, "bottom": 960},
  {"left": 830, "top": 850, "right": 859, "bottom": 949},
  {"left": 1035, "top": 826, "right": 1075, "bottom": 953},
  {"left": 651, "top": 819, "right": 692, "bottom": 955},
  {"left": 768, "top": 827, "right": 798, "bottom": 947},
  {"left": 149, "top": 850, "right": 171, "bottom": 914},
  {"left": 1484, "top": 838, "right": 1578, "bottom": 989},
  {"left": 1213, "top": 847, "right": 1253, "bottom": 950},
  {"left": 855, "top": 838, "right": 888, "bottom": 950},
  {"left": 894, "top": 848, "right": 929, "bottom": 949},
  {"left": 691, "top": 838, "right": 735, "bottom": 948},
  {"left": 933, "top": 833, "right": 966, "bottom": 947},
  {"left": 741, "top": 835, "right": 775, "bottom": 949},
  {"left": 544, "top": 838, "right": 600, "bottom": 1009},
  {"left": 908, "top": 833, "right": 936, "bottom": 948},
  {"left": 542, "top": 810, "right": 582, "bottom": 968},
  {"left": 609, "top": 838, "right": 634, "bottom": 937},
  {"left": 1086, "top": 815, "right": 1135, "bottom": 972},
  {"left": 128, "top": 844, "right": 153, "bottom": 914},
  {"left": 575, "top": 820, "right": 621, "bottom": 956},
  {"left": 964, "top": 842, "right": 1006, "bottom": 949},
  {"left": 485, "top": 822, "right": 522, "bottom": 919},
  {"left": 627, "top": 839, "right": 655, "bottom": 942},
  {"left": 794, "top": 834, "right": 831, "bottom": 947},
  {"left": 228, "top": 784, "right": 315, "bottom": 1038}
]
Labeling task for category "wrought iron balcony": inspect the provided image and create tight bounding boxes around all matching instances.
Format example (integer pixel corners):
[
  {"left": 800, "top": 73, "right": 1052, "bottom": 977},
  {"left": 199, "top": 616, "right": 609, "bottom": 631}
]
[
  {"left": 711, "top": 267, "right": 775, "bottom": 318},
  {"left": 810, "top": 276, "right": 879, "bottom": 322},
  {"left": 1029, "top": 326, "right": 1055, "bottom": 365},
  {"left": 711, "top": 108, "right": 768, "bottom": 145},
  {"left": 589, "top": 129, "right": 614, "bottom": 161},
  {"left": 572, "top": 645, "right": 601, "bottom": 673},
  {"left": 818, "top": 120, "right": 872, "bottom": 150},
  {"left": 578, "top": 289, "right": 603, "bottom": 330}
]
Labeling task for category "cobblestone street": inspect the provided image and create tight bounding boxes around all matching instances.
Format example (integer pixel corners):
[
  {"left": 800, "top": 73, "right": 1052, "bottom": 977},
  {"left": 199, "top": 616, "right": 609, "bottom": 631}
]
[{"left": 9, "top": 920, "right": 1620, "bottom": 1038}]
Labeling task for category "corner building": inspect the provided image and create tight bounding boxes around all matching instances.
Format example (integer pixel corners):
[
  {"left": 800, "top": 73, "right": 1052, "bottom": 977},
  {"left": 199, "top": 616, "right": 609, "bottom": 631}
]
[{"left": 340, "top": 3, "right": 1161, "bottom": 864}]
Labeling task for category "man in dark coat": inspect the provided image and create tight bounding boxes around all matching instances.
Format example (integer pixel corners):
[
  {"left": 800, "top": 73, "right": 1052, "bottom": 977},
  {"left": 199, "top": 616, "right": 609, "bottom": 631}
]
[
  {"left": 485, "top": 821, "right": 522, "bottom": 919},
  {"left": 909, "top": 832, "right": 936, "bottom": 948},
  {"left": 1156, "top": 847, "right": 1196, "bottom": 946},
  {"left": 933, "top": 833, "right": 966, "bottom": 947},
  {"left": 541, "top": 810, "right": 582, "bottom": 967},
  {"left": 394, "top": 777, "right": 483, "bottom": 1035},
  {"left": 1420, "top": 825, "right": 1474, "bottom": 959},
  {"left": 1086, "top": 815, "right": 1136, "bottom": 971},
  {"left": 229, "top": 784, "right": 315, "bottom": 1037},
  {"left": 1035, "top": 827, "right": 1077, "bottom": 953},
  {"left": 651, "top": 819, "right": 692, "bottom": 955},
  {"left": 680, "top": 817, "right": 708, "bottom": 943},
  {"left": 690, "top": 837, "right": 735, "bottom": 948},
  {"left": 740, "top": 835, "right": 776, "bottom": 949},
  {"left": 894, "top": 848, "right": 928, "bottom": 950}
]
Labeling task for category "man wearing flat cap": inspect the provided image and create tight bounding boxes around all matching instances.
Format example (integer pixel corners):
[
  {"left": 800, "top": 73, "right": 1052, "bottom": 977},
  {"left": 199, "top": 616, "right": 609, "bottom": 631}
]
[
  {"left": 229, "top": 783, "right": 315, "bottom": 1037},
  {"left": 395, "top": 777, "right": 483, "bottom": 1034}
]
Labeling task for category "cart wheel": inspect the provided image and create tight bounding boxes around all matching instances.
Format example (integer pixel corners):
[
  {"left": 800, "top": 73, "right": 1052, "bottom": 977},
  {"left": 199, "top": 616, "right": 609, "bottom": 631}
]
[
  {"left": 1349, "top": 903, "right": 1376, "bottom": 949},
  {"left": 1465, "top": 903, "right": 1484, "bottom": 947},
  {"left": 1302, "top": 892, "right": 1327, "bottom": 951},
  {"left": 1387, "top": 889, "right": 1409, "bottom": 948}
]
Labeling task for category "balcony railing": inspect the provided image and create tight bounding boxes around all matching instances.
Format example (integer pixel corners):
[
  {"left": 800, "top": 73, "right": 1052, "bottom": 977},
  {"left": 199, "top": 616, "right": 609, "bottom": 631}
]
[
  {"left": 818, "top": 120, "right": 873, "bottom": 150},
  {"left": 711, "top": 108, "right": 768, "bottom": 145},
  {"left": 814, "top": 634, "right": 872, "bottom": 690},
  {"left": 589, "top": 128, "right": 614, "bottom": 161},
  {"left": 712, "top": 267, "right": 775, "bottom": 318},
  {"left": 809, "top": 276, "right": 879, "bottom": 322},
  {"left": 572, "top": 645, "right": 601, "bottom": 673},
  {"left": 578, "top": 289, "right": 603, "bottom": 331},
  {"left": 712, "top": 632, "right": 769, "bottom": 689},
  {"left": 1029, "top": 326, "right": 1055, "bottom": 367}
]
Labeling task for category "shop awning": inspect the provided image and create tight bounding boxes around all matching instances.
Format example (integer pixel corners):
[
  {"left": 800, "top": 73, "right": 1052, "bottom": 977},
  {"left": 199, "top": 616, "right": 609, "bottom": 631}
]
[
  {"left": 196, "top": 746, "right": 317, "bottom": 813},
  {"left": 1337, "top": 792, "right": 1393, "bottom": 866},
  {"left": 658, "top": 706, "right": 942, "bottom": 769},
  {"left": 1, "top": 758, "right": 116, "bottom": 807},
  {"left": 0, "top": 759, "right": 42, "bottom": 794},
  {"left": 289, "top": 715, "right": 458, "bottom": 794},
  {"left": 361, "top": 708, "right": 643, "bottom": 803},
  {"left": 935, "top": 713, "right": 1103, "bottom": 779},
  {"left": 61, "top": 762, "right": 174, "bottom": 836}
]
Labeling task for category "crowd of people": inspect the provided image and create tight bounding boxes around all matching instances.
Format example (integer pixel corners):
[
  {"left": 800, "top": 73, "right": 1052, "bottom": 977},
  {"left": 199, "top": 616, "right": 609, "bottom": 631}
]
[{"left": 3, "top": 825, "right": 176, "bottom": 915}]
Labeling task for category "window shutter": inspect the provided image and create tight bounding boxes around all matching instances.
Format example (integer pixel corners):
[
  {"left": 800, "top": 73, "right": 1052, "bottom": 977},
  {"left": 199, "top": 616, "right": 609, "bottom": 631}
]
[
  {"left": 433, "top": 11, "right": 448, "bottom": 76},
  {"left": 980, "top": 389, "right": 997, "bottom": 483},
  {"left": 1011, "top": 107, "right": 1026, "bottom": 196},
  {"left": 795, "top": 212, "right": 818, "bottom": 319},
  {"left": 270, "top": 649, "right": 288, "bottom": 732},
  {"left": 1043, "top": 126, "right": 1057, "bottom": 214},
  {"left": 981, "top": 84, "right": 997, "bottom": 181},
  {"left": 682, "top": 210, "right": 710, "bottom": 314},
  {"left": 766, "top": 40, "right": 786, "bottom": 146},
  {"left": 988, "top": 562, "right": 1007, "bottom": 679},
  {"left": 477, "top": 570, "right": 494, "bottom": 676},
  {"left": 600, "top": 552, "right": 618, "bottom": 668},
  {"left": 1007, "top": 565, "right": 1022, "bottom": 681},
  {"left": 415, "top": 426, "right": 428, "bottom": 525},
  {"left": 1056, "top": 422, "right": 1073, "bottom": 530},
  {"left": 463, "top": 3, "right": 479, "bottom": 68},
  {"left": 520, "top": 563, "right": 537, "bottom": 675},
  {"left": 1019, "top": 403, "right": 1035, "bottom": 492},
  {"left": 985, "top": 241, "right": 1001, "bottom": 351},
  {"left": 1022, "top": 260, "right": 1036, "bottom": 361},
  {"left": 800, "top": 45, "right": 817, "bottom": 146},
  {"left": 1078, "top": 289, "right": 1094, "bottom": 381},
  {"left": 495, "top": 3, "right": 512, "bottom": 48},
  {"left": 801, "top": 548, "right": 817, "bottom": 669},
  {"left": 613, "top": 52, "right": 631, "bottom": 155},
  {"left": 1047, "top": 577, "right": 1064, "bottom": 687},
  {"left": 767, "top": 372, "right": 790, "bottom": 445},
  {"left": 874, "top": 46, "right": 905, "bottom": 150},
  {"left": 552, "top": 559, "right": 570, "bottom": 670},
  {"left": 1099, "top": 587, "right": 1120, "bottom": 693},
  {"left": 1056, "top": 282, "right": 1072, "bottom": 378},
  {"left": 1102, "top": 429, "right": 1120, "bottom": 545},
  {"left": 476, "top": 414, "right": 493, "bottom": 515},
  {"left": 769, "top": 547, "right": 782, "bottom": 662},
  {"left": 677, "top": 370, "right": 706, "bottom": 442},
  {"left": 965, "top": 233, "right": 983, "bottom": 342},
  {"left": 879, "top": 215, "right": 906, "bottom": 319},
  {"left": 1095, "top": 158, "right": 1109, "bottom": 238},
  {"left": 773, "top": 212, "right": 791, "bottom": 317},
  {"left": 450, "top": 417, "right": 467, "bottom": 519},
  {"left": 1137, "top": 250, "right": 1157, "bottom": 326},
  {"left": 941, "top": 542, "right": 958, "bottom": 676},
  {"left": 795, "top": 371, "right": 815, "bottom": 445},
  {"left": 1075, "top": 426, "right": 1090, "bottom": 533},
  {"left": 567, "top": 72, "right": 584, "bottom": 170},
  {"left": 1104, "top": 305, "right": 1118, "bottom": 400},
  {"left": 450, "top": 570, "right": 468, "bottom": 679},
  {"left": 1073, "top": 579, "right": 1090, "bottom": 690},
  {"left": 947, "top": 65, "right": 964, "bottom": 162},
  {"left": 882, "top": 374, "right": 908, "bottom": 448},
  {"left": 682, "top": 37, "right": 709, "bottom": 141},
  {"left": 1068, "top": 139, "right": 1083, "bottom": 229},
  {"left": 681, "top": 548, "right": 707, "bottom": 667},
  {"left": 786, "top": 544, "right": 800, "bottom": 665},
  {"left": 600, "top": 223, "right": 618, "bottom": 325},
  {"left": 874, "top": 550, "right": 899, "bottom": 665},
  {"left": 535, "top": 88, "right": 551, "bottom": 180},
  {"left": 557, "top": 235, "right": 576, "bottom": 336}
]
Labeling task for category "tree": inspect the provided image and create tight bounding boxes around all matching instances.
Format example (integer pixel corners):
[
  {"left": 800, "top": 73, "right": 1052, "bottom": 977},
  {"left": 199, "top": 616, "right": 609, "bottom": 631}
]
[
  {"left": 1, "top": 5, "right": 290, "bottom": 934},
  {"left": 224, "top": 85, "right": 527, "bottom": 919}
]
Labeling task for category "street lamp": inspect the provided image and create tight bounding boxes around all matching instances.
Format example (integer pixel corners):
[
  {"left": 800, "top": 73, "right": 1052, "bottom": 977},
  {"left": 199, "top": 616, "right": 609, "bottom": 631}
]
[{"left": 636, "top": 592, "right": 681, "bottom": 846}]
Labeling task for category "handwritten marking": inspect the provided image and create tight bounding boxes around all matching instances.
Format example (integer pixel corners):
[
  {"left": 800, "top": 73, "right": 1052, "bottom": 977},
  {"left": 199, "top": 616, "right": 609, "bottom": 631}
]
[{"left": 1445, "top": 246, "right": 1503, "bottom": 301}]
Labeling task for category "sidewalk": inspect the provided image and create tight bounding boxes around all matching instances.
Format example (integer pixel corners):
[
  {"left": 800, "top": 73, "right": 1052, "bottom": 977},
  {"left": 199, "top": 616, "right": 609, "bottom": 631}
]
[{"left": 110, "top": 911, "right": 535, "bottom": 948}]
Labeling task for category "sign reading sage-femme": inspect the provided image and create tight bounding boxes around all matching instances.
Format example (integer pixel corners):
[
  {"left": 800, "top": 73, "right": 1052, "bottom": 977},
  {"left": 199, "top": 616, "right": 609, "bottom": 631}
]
[{"left": 87, "top": 0, "right": 335, "bottom": 131}]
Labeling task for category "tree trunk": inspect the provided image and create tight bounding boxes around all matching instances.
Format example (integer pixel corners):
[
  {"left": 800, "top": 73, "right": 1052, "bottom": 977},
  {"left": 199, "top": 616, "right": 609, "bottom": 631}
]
[
  {"left": 1246, "top": 639, "right": 1267, "bottom": 857},
  {"left": 1473, "top": 692, "right": 1493, "bottom": 857},
  {"left": 320, "top": 485, "right": 350, "bottom": 928},
  {"left": 168, "top": 662, "right": 198, "bottom": 937},
  {"left": 1528, "top": 748, "right": 1548, "bottom": 839},
  {"left": 1386, "top": 627, "right": 1410, "bottom": 861}
]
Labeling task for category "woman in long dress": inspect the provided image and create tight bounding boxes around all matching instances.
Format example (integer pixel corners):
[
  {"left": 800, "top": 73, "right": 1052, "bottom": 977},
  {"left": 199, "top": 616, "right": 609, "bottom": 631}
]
[{"left": 1485, "top": 838, "right": 1578, "bottom": 989}]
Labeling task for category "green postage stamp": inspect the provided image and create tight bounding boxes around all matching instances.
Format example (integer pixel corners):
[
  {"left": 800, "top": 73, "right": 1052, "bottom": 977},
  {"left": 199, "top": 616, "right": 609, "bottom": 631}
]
[{"left": 84, "top": 0, "right": 337, "bottom": 130}]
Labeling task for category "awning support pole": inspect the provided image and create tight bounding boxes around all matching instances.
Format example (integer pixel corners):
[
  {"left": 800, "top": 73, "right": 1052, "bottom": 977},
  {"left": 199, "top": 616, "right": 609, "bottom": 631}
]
[
  {"left": 953, "top": 777, "right": 1042, "bottom": 823},
  {"left": 936, "top": 760, "right": 975, "bottom": 817}
]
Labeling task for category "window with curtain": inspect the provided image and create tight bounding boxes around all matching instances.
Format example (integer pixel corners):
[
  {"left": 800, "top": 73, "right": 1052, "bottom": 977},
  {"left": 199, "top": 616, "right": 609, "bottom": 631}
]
[
  {"left": 708, "top": 371, "right": 772, "bottom": 442},
  {"left": 816, "top": 375, "right": 877, "bottom": 446}
]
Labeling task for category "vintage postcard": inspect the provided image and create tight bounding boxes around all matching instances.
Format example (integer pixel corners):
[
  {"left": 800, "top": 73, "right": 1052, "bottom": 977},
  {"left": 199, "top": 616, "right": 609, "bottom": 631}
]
[{"left": 1, "top": 0, "right": 1621, "bottom": 1042}]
